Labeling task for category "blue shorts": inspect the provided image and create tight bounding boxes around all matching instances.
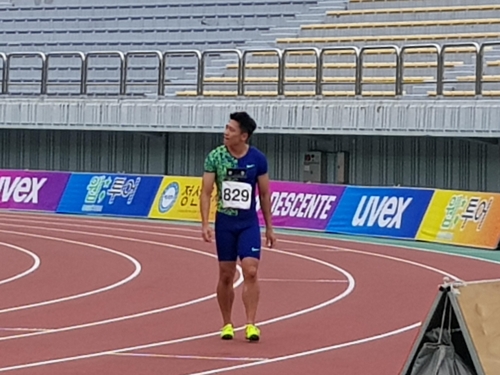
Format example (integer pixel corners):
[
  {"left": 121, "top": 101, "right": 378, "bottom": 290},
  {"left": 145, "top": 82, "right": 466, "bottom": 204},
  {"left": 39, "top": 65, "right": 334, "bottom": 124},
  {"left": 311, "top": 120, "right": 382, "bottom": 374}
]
[{"left": 214, "top": 211, "right": 261, "bottom": 262}]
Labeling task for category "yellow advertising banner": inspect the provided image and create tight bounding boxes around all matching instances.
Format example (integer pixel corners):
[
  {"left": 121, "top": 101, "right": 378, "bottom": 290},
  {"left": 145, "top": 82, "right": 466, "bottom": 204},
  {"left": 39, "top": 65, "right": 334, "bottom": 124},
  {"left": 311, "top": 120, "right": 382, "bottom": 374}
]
[
  {"left": 149, "top": 176, "right": 217, "bottom": 222},
  {"left": 416, "top": 189, "right": 500, "bottom": 249}
]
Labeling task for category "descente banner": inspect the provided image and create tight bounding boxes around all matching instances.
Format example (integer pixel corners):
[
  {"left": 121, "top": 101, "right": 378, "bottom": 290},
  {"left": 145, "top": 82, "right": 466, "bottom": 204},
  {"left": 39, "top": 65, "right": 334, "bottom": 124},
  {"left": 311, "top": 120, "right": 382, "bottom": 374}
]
[
  {"left": 255, "top": 181, "right": 346, "bottom": 231},
  {"left": 0, "top": 169, "right": 498, "bottom": 250}
]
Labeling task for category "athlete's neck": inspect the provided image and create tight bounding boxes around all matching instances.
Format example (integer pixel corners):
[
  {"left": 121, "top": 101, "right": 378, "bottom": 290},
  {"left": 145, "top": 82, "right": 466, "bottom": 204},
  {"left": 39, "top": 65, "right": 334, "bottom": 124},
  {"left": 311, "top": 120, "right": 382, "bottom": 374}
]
[{"left": 227, "top": 143, "right": 249, "bottom": 159}]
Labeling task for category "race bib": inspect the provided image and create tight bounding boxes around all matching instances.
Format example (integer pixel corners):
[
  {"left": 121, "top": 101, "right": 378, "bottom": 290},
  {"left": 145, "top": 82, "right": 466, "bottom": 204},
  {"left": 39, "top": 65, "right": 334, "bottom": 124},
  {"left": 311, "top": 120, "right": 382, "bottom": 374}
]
[{"left": 222, "top": 181, "right": 252, "bottom": 210}]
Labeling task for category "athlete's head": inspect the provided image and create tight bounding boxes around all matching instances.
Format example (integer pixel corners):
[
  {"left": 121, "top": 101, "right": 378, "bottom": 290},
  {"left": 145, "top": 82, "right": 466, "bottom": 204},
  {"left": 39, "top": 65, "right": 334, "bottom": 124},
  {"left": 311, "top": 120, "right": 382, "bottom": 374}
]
[{"left": 224, "top": 112, "right": 257, "bottom": 147}]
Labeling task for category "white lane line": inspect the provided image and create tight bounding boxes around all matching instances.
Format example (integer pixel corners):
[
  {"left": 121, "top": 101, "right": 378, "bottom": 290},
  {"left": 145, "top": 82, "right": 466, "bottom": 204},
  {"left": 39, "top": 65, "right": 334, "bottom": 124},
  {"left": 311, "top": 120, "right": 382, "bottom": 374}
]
[
  {"left": 259, "top": 278, "right": 348, "bottom": 283},
  {"left": 0, "top": 242, "right": 40, "bottom": 286},
  {"left": 0, "top": 224, "right": 243, "bottom": 343},
  {"left": 0, "top": 229, "right": 142, "bottom": 315},
  {"left": 0, "top": 216, "right": 464, "bottom": 283},
  {"left": 15, "top": 211, "right": 495, "bottom": 274},
  {"left": 188, "top": 323, "right": 422, "bottom": 375},
  {"left": 0, "top": 215, "right": 208, "bottom": 244},
  {"left": 300, "top": 245, "right": 463, "bottom": 282},
  {"left": 182, "top": 245, "right": 465, "bottom": 375},
  {"left": 4, "top": 212, "right": 495, "bottom": 272},
  {"left": 0, "top": 243, "right": 355, "bottom": 372},
  {"left": 0, "top": 218, "right": 461, "bottom": 344},
  {"left": 0, "top": 327, "right": 53, "bottom": 332},
  {"left": 0, "top": 213, "right": 484, "bottom": 375},
  {"left": 109, "top": 352, "right": 268, "bottom": 362}
]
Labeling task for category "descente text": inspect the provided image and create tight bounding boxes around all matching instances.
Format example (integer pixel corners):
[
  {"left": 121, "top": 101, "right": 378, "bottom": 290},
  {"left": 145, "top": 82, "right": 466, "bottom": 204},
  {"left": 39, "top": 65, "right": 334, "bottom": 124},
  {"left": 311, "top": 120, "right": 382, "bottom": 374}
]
[{"left": 258, "top": 192, "right": 337, "bottom": 219}]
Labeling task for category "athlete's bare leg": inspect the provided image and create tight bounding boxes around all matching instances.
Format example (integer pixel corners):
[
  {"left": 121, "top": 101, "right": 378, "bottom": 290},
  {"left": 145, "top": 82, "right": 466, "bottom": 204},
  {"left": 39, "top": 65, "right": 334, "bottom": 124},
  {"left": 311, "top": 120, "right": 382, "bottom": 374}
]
[
  {"left": 217, "top": 261, "right": 237, "bottom": 325},
  {"left": 241, "top": 257, "right": 260, "bottom": 324}
]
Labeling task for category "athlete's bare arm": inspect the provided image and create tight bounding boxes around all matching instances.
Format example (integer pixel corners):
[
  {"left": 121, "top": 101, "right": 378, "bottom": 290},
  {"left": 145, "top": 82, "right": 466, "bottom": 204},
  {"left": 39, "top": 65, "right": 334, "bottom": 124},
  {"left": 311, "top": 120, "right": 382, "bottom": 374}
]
[
  {"left": 200, "top": 171, "right": 215, "bottom": 242},
  {"left": 257, "top": 172, "right": 276, "bottom": 248}
]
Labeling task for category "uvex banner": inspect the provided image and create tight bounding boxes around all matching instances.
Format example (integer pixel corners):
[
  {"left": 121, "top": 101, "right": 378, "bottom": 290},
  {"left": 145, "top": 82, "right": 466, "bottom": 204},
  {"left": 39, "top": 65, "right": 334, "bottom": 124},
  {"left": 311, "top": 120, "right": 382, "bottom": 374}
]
[
  {"left": 416, "top": 189, "right": 500, "bottom": 249},
  {"left": 0, "top": 170, "right": 70, "bottom": 211},
  {"left": 326, "top": 186, "right": 435, "bottom": 239},
  {"left": 57, "top": 173, "right": 162, "bottom": 217},
  {"left": 256, "top": 181, "right": 346, "bottom": 230}
]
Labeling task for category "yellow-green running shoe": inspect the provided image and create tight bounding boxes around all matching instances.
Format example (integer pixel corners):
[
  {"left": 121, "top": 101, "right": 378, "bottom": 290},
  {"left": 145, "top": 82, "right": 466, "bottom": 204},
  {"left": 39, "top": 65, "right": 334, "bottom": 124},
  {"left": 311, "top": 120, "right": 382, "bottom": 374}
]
[
  {"left": 220, "top": 324, "right": 234, "bottom": 340},
  {"left": 245, "top": 324, "right": 260, "bottom": 342}
]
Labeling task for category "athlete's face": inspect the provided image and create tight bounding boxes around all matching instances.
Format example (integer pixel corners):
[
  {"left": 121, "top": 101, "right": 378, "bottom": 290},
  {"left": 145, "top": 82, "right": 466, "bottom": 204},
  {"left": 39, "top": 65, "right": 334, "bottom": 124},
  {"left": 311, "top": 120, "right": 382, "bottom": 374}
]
[{"left": 223, "top": 119, "right": 247, "bottom": 147}]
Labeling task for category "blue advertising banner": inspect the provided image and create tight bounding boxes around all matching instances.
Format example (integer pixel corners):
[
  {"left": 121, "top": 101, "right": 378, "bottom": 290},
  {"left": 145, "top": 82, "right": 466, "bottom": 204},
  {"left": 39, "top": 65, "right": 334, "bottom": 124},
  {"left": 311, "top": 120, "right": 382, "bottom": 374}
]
[
  {"left": 325, "top": 186, "right": 435, "bottom": 239},
  {"left": 57, "top": 173, "right": 163, "bottom": 217}
]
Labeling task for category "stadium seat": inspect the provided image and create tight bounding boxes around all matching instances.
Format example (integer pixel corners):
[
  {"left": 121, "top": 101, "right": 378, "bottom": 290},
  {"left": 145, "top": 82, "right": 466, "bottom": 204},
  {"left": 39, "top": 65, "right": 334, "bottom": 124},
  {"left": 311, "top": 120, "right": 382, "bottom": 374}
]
[
  {"left": 301, "top": 19, "right": 500, "bottom": 30},
  {"left": 226, "top": 61, "right": 463, "bottom": 69},
  {"left": 276, "top": 32, "right": 500, "bottom": 44},
  {"left": 326, "top": 5, "right": 500, "bottom": 17},
  {"left": 176, "top": 89, "right": 403, "bottom": 97},
  {"left": 203, "top": 76, "right": 433, "bottom": 83},
  {"left": 427, "top": 90, "right": 500, "bottom": 97}
]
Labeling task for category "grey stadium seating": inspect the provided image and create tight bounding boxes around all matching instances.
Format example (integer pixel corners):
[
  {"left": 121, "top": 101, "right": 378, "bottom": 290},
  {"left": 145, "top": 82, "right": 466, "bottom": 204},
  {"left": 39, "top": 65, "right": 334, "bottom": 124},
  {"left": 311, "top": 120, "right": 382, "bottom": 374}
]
[{"left": 0, "top": 0, "right": 499, "bottom": 98}]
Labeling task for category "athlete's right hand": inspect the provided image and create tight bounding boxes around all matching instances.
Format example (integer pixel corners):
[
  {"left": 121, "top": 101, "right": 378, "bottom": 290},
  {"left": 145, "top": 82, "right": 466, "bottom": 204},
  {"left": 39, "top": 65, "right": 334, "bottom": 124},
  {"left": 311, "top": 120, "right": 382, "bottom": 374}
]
[{"left": 201, "top": 224, "right": 214, "bottom": 243}]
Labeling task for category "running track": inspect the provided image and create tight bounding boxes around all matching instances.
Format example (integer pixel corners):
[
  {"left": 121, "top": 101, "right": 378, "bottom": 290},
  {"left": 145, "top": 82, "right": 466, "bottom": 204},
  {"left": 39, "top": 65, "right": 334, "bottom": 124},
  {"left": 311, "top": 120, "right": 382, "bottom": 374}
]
[{"left": 0, "top": 211, "right": 499, "bottom": 375}]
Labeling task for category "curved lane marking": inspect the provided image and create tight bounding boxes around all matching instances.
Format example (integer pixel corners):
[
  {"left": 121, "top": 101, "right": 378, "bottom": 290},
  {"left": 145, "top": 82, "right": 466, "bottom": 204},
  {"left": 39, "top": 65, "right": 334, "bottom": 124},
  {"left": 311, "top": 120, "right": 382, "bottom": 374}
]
[
  {"left": 0, "top": 237, "right": 355, "bottom": 372},
  {"left": 0, "top": 224, "right": 243, "bottom": 342},
  {"left": 0, "top": 242, "right": 40, "bottom": 287},
  {"left": 0, "top": 229, "right": 142, "bottom": 315}
]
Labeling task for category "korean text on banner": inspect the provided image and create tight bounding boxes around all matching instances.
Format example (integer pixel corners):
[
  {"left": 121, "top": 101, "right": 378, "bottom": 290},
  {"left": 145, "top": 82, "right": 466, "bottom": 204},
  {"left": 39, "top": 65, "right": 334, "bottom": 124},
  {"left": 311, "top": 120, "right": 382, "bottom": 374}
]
[
  {"left": 256, "top": 181, "right": 346, "bottom": 231},
  {"left": 416, "top": 190, "right": 500, "bottom": 249},
  {"left": 57, "top": 173, "right": 163, "bottom": 217},
  {"left": 0, "top": 170, "right": 70, "bottom": 211},
  {"left": 149, "top": 176, "right": 217, "bottom": 222},
  {"left": 326, "top": 186, "right": 434, "bottom": 239}
]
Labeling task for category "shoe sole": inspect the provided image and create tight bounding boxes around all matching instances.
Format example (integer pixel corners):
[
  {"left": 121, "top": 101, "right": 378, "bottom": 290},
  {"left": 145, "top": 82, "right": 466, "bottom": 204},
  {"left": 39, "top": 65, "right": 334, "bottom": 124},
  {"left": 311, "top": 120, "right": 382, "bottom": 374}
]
[
  {"left": 221, "top": 334, "right": 234, "bottom": 340},
  {"left": 246, "top": 334, "right": 260, "bottom": 342}
]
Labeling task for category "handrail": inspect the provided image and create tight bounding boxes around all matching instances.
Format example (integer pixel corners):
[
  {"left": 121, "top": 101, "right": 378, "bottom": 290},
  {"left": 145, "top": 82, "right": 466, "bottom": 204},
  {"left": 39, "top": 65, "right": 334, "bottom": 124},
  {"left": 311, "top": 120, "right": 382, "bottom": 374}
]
[
  {"left": 5, "top": 52, "right": 47, "bottom": 95},
  {"left": 359, "top": 45, "right": 399, "bottom": 96},
  {"left": 46, "top": 52, "right": 86, "bottom": 95},
  {"left": 163, "top": 50, "right": 202, "bottom": 95},
  {"left": 440, "top": 42, "right": 479, "bottom": 96},
  {"left": 241, "top": 48, "right": 282, "bottom": 95},
  {"left": 281, "top": 47, "right": 320, "bottom": 95},
  {"left": 124, "top": 51, "right": 163, "bottom": 96},
  {"left": 200, "top": 49, "right": 243, "bottom": 95},
  {"left": 319, "top": 46, "right": 359, "bottom": 95},
  {"left": 0, "top": 53, "right": 7, "bottom": 95},
  {"left": 82, "top": 51, "right": 126, "bottom": 95},
  {"left": 0, "top": 41, "right": 497, "bottom": 98},
  {"left": 478, "top": 41, "right": 500, "bottom": 95}
]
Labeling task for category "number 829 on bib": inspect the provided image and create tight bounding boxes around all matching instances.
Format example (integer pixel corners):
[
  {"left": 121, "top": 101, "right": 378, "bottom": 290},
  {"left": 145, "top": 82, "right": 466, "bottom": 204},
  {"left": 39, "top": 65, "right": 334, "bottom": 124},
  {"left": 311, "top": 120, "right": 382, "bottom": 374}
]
[{"left": 222, "top": 181, "right": 252, "bottom": 210}]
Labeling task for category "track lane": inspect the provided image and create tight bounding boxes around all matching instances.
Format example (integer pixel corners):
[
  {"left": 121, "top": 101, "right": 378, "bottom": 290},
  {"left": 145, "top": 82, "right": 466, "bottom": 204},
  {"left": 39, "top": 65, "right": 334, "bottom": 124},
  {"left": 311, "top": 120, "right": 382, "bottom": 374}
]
[
  {"left": 0, "top": 219, "right": 352, "bottom": 372},
  {"left": 0, "top": 212, "right": 499, "bottom": 375},
  {"left": 0, "top": 242, "right": 40, "bottom": 287}
]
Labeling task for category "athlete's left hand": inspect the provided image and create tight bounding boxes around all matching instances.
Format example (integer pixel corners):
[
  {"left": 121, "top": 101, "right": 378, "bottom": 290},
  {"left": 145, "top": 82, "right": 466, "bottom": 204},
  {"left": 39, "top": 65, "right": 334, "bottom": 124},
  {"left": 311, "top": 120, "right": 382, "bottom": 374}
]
[{"left": 265, "top": 227, "right": 277, "bottom": 248}]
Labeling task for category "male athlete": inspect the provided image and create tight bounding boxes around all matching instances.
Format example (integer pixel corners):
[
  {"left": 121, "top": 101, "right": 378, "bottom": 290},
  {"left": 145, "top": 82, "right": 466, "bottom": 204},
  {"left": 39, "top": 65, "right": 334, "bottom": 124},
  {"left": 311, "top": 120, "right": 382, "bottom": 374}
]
[{"left": 200, "top": 111, "right": 276, "bottom": 342}]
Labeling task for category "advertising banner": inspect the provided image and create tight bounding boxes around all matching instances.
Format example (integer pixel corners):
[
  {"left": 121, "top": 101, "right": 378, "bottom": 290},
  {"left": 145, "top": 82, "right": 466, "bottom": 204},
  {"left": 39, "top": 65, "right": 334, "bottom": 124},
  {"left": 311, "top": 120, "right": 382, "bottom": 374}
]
[
  {"left": 0, "top": 170, "right": 70, "bottom": 211},
  {"left": 149, "top": 176, "right": 218, "bottom": 222},
  {"left": 326, "top": 186, "right": 435, "bottom": 239},
  {"left": 57, "top": 173, "right": 162, "bottom": 217},
  {"left": 416, "top": 190, "right": 500, "bottom": 249},
  {"left": 256, "top": 181, "right": 346, "bottom": 231}
]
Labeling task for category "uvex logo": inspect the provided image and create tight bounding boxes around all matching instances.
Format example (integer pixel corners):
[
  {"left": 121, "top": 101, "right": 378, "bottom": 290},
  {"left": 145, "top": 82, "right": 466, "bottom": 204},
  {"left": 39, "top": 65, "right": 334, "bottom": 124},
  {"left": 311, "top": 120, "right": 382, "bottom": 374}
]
[
  {"left": 0, "top": 176, "right": 47, "bottom": 204},
  {"left": 352, "top": 195, "right": 413, "bottom": 229}
]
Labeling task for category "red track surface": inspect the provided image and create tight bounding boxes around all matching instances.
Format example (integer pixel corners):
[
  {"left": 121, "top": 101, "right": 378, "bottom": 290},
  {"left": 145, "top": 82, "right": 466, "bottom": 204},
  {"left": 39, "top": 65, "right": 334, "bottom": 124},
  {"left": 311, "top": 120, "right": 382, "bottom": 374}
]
[{"left": 0, "top": 211, "right": 498, "bottom": 374}]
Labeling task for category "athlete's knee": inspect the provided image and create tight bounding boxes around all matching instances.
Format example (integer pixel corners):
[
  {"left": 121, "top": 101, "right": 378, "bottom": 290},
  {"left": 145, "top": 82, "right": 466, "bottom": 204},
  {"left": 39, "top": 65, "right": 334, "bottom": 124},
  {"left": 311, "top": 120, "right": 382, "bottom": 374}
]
[{"left": 242, "top": 260, "right": 259, "bottom": 282}]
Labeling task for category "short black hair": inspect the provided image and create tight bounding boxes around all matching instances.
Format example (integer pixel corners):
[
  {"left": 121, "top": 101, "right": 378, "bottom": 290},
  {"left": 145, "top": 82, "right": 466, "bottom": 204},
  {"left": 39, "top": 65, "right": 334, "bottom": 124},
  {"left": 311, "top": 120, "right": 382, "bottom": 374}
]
[{"left": 230, "top": 112, "right": 257, "bottom": 139}]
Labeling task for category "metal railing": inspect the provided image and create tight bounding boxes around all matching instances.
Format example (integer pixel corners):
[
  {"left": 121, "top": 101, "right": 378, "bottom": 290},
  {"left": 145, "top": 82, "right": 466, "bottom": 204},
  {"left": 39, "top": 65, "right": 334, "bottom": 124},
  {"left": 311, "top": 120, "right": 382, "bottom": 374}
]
[{"left": 0, "top": 41, "right": 498, "bottom": 97}]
